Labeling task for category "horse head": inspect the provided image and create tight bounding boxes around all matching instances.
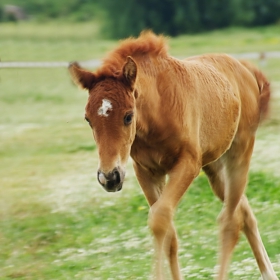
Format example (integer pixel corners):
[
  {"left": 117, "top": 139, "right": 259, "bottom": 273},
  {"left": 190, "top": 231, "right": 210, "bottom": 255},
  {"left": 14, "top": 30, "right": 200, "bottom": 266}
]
[{"left": 69, "top": 57, "right": 138, "bottom": 192}]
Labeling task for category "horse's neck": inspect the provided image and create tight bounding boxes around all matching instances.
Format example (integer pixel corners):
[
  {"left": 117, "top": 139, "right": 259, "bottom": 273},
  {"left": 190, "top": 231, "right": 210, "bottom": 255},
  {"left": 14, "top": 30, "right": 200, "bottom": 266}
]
[{"left": 134, "top": 56, "right": 178, "bottom": 138}]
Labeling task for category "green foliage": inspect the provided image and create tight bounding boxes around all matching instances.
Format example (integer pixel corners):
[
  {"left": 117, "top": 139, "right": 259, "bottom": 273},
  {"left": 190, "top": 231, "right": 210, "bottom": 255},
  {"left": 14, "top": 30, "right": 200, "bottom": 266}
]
[
  {"left": 99, "top": 0, "right": 280, "bottom": 38},
  {"left": 1, "top": 0, "right": 280, "bottom": 38},
  {"left": 0, "top": 0, "right": 102, "bottom": 22}
]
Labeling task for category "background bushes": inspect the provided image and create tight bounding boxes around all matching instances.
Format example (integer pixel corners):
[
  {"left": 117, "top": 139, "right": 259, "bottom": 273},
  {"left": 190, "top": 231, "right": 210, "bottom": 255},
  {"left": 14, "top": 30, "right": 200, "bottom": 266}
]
[{"left": 0, "top": 0, "right": 279, "bottom": 38}]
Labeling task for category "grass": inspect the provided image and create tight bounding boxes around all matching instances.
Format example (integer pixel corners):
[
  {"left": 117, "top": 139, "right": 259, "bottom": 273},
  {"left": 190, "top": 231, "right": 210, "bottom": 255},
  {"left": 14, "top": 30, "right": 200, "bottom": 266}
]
[
  {"left": 1, "top": 21, "right": 280, "bottom": 61},
  {"left": 0, "top": 21, "right": 114, "bottom": 61},
  {"left": 0, "top": 21, "right": 280, "bottom": 279},
  {"left": 170, "top": 25, "right": 280, "bottom": 56}
]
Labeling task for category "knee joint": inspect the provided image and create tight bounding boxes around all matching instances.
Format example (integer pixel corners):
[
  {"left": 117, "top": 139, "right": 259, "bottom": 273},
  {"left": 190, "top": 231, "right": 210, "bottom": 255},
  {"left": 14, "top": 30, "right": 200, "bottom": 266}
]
[{"left": 148, "top": 205, "right": 172, "bottom": 236}]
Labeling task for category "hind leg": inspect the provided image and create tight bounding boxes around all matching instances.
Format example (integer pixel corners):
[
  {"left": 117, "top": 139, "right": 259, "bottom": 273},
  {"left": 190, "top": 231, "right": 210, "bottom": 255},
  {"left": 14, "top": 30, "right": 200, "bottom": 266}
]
[
  {"left": 240, "top": 196, "right": 279, "bottom": 280},
  {"left": 216, "top": 156, "right": 249, "bottom": 280},
  {"left": 204, "top": 154, "right": 250, "bottom": 279},
  {"left": 203, "top": 160, "right": 238, "bottom": 279},
  {"left": 204, "top": 137, "right": 278, "bottom": 280},
  {"left": 223, "top": 137, "right": 278, "bottom": 280}
]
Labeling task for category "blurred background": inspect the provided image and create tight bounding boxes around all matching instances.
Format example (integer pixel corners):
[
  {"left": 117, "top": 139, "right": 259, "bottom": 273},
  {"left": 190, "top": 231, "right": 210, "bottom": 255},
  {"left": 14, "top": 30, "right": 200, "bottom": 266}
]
[
  {"left": 1, "top": 0, "right": 280, "bottom": 38},
  {"left": 0, "top": 1, "right": 280, "bottom": 279}
]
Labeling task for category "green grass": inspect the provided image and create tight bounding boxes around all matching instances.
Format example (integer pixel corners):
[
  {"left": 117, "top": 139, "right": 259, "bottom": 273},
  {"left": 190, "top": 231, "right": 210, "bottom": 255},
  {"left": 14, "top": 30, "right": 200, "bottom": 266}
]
[
  {"left": 0, "top": 21, "right": 280, "bottom": 279},
  {"left": 170, "top": 25, "right": 280, "bottom": 56},
  {"left": 1, "top": 172, "right": 279, "bottom": 279},
  {"left": 1, "top": 21, "right": 280, "bottom": 61},
  {"left": 0, "top": 21, "right": 115, "bottom": 61}
]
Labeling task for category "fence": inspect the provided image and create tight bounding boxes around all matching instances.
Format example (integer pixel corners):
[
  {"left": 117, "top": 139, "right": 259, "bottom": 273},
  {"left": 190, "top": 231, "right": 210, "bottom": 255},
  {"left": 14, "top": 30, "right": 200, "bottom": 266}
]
[{"left": 1, "top": 51, "right": 280, "bottom": 68}]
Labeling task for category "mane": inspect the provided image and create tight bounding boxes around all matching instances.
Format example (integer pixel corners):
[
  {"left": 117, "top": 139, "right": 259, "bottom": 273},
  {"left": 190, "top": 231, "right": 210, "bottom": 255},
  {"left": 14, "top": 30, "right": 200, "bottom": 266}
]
[{"left": 96, "top": 31, "right": 169, "bottom": 78}]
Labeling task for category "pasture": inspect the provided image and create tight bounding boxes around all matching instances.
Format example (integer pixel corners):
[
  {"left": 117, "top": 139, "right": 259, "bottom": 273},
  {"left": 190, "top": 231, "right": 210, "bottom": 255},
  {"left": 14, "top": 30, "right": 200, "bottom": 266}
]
[{"left": 0, "top": 22, "right": 280, "bottom": 279}]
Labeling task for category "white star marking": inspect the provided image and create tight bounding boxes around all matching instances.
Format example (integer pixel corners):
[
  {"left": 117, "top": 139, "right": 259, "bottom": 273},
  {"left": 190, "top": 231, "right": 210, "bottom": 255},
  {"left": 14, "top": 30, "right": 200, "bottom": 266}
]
[{"left": 98, "top": 99, "right": 112, "bottom": 117}]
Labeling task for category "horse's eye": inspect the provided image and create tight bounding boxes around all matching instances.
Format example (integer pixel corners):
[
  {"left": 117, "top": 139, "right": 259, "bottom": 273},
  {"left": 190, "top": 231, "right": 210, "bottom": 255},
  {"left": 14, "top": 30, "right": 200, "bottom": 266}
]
[{"left": 124, "top": 112, "right": 133, "bottom": 126}]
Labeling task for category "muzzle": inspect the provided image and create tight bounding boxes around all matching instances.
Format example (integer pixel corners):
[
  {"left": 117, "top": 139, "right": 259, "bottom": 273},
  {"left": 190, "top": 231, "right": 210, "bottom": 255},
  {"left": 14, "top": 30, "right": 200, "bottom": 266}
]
[{"left": 97, "top": 167, "right": 124, "bottom": 192}]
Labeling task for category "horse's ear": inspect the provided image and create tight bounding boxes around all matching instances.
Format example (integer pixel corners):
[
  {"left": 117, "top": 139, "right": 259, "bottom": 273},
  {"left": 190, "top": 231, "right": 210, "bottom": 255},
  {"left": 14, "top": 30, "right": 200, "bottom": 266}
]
[
  {"left": 68, "top": 62, "right": 96, "bottom": 90},
  {"left": 123, "top": 56, "right": 137, "bottom": 87}
]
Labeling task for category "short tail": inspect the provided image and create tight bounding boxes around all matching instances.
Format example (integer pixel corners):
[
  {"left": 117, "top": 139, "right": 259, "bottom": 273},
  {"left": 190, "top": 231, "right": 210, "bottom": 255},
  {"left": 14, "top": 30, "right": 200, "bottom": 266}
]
[{"left": 239, "top": 59, "right": 271, "bottom": 122}]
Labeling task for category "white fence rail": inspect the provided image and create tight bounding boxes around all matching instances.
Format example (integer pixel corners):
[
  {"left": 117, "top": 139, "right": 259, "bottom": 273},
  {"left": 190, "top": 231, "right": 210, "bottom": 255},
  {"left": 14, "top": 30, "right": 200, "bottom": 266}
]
[
  {"left": 0, "top": 52, "right": 279, "bottom": 69},
  {"left": 0, "top": 59, "right": 101, "bottom": 69}
]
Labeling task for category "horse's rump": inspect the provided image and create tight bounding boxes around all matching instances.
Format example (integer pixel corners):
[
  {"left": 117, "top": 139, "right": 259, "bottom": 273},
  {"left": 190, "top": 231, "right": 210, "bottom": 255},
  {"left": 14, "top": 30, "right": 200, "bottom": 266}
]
[
  {"left": 186, "top": 54, "right": 270, "bottom": 130},
  {"left": 182, "top": 54, "right": 268, "bottom": 164},
  {"left": 239, "top": 59, "right": 271, "bottom": 121}
]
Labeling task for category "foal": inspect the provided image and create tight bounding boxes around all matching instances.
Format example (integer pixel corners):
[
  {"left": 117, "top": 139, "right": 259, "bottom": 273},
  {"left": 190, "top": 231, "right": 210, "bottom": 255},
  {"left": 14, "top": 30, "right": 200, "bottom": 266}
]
[{"left": 69, "top": 31, "right": 278, "bottom": 280}]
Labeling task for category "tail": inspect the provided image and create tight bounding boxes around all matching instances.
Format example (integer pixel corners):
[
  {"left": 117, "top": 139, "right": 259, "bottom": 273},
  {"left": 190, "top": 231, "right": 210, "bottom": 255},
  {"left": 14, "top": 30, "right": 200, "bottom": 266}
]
[{"left": 239, "top": 59, "right": 271, "bottom": 122}]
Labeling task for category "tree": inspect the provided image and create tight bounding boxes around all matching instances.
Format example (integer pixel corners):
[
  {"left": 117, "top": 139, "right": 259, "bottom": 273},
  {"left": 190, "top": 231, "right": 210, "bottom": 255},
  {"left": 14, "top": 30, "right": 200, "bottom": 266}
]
[{"left": 100, "top": 0, "right": 280, "bottom": 39}]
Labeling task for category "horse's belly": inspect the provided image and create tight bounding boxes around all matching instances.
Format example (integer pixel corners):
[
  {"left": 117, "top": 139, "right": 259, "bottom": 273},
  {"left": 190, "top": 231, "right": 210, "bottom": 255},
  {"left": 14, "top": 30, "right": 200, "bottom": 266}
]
[{"left": 200, "top": 91, "right": 241, "bottom": 166}]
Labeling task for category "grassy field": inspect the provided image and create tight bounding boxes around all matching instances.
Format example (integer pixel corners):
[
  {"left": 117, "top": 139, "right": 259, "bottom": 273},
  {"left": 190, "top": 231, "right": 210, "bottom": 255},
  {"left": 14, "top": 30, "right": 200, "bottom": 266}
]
[{"left": 0, "top": 22, "right": 280, "bottom": 279}]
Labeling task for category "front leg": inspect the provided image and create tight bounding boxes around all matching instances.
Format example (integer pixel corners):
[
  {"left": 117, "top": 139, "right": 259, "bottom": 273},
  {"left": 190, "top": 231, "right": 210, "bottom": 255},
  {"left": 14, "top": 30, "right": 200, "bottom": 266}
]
[
  {"left": 133, "top": 162, "right": 168, "bottom": 279},
  {"left": 134, "top": 153, "right": 201, "bottom": 280},
  {"left": 133, "top": 162, "right": 182, "bottom": 280}
]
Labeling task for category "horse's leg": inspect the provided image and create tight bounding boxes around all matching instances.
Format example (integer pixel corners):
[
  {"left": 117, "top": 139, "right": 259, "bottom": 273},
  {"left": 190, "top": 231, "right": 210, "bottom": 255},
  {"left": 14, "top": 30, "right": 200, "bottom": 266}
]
[
  {"left": 147, "top": 154, "right": 200, "bottom": 280},
  {"left": 211, "top": 136, "right": 256, "bottom": 280},
  {"left": 163, "top": 221, "right": 181, "bottom": 280},
  {"left": 133, "top": 162, "right": 182, "bottom": 280},
  {"left": 208, "top": 135, "right": 278, "bottom": 280},
  {"left": 204, "top": 152, "right": 247, "bottom": 279},
  {"left": 203, "top": 160, "right": 228, "bottom": 278},
  {"left": 223, "top": 136, "right": 279, "bottom": 280},
  {"left": 204, "top": 152, "right": 279, "bottom": 280},
  {"left": 133, "top": 162, "right": 164, "bottom": 206},
  {"left": 240, "top": 195, "right": 279, "bottom": 280},
  {"left": 203, "top": 160, "right": 225, "bottom": 202}
]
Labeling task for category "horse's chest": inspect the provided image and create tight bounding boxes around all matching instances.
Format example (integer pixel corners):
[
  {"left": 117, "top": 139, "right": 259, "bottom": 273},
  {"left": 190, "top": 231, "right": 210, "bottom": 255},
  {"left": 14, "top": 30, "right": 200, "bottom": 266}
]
[{"left": 131, "top": 138, "right": 179, "bottom": 174}]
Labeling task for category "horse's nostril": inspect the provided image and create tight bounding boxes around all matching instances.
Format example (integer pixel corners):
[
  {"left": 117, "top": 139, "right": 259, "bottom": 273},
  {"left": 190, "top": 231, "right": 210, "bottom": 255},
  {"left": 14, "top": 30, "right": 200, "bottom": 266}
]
[{"left": 113, "top": 169, "right": 121, "bottom": 185}]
